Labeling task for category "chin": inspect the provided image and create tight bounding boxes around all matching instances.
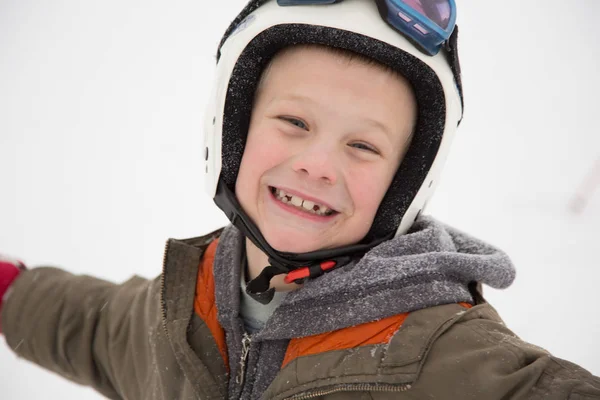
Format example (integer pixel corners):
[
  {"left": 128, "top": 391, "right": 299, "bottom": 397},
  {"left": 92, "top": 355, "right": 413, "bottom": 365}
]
[{"left": 263, "top": 229, "right": 326, "bottom": 254}]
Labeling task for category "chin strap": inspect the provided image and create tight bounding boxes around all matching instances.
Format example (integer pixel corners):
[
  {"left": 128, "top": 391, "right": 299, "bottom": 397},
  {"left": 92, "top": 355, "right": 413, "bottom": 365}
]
[{"left": 246, "top": 256, "right": 353, "bottom": 305}]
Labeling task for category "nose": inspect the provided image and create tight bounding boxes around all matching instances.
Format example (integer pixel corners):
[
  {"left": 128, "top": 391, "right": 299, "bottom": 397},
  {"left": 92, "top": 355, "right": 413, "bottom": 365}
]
[{"left": 291, "top": 143, "right": 338, "bottom": 185}]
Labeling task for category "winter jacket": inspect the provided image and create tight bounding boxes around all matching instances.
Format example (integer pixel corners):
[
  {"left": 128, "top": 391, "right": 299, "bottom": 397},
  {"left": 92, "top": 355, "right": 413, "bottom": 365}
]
[{"left": 2, "top": 217, "right": 600, "bottom": 399}]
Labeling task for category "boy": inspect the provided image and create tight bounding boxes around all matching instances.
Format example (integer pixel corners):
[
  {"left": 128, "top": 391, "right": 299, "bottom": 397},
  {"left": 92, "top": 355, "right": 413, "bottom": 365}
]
[{"left": 2, "top": 0, "right": 600, "bottom": 399}]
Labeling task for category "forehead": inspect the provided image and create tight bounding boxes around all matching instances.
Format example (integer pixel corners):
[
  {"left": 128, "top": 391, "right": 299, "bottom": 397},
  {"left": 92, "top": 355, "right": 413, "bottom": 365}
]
[
  {"left": 261, "top": 44, "right": 414, "bottom": 102},
  {"left": 255, "top": 45, "right": 416, "bottom": 117}
]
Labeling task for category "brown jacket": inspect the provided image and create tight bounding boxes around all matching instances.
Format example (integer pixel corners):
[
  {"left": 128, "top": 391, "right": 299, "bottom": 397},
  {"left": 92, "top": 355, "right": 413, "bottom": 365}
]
[{"left": 2, "top": 228, "right": 600, "bottom": 399}]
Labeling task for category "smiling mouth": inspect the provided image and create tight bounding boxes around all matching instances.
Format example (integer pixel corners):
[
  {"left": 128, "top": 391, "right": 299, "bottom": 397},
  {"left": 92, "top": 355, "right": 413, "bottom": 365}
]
[{"left": 269, "top": 186, "right": 337, "bottom": 217}]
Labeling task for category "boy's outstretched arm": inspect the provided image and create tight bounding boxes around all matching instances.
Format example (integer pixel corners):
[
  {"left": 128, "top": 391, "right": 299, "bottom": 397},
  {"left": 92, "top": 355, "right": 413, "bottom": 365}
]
[
  {"left": 0, "top": 256, "right": 25, "bottom": 334},
  {"left": 0, "top": 264, "right": 158, "bottom": 400}
]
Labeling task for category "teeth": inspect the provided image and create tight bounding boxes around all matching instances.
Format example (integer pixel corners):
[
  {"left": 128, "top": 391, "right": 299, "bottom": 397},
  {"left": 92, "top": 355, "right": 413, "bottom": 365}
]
[
  {"left": 302, "top": 200, "right": 315, "bottom": 211},
  {"left": 273, "top": 187, "right": 334, "bottom": 216},
  {"left": 290, "top": 196, "right": 303, "bottom": 207}
]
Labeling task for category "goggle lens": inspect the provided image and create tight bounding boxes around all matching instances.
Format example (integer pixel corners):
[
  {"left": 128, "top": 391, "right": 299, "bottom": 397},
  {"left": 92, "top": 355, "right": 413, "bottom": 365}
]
[{"left": 403, "top": 0, "right": 451, "bottom": 30}]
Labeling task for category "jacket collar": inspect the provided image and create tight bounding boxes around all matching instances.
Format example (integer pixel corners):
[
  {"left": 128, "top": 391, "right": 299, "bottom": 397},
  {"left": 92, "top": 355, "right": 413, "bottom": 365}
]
[{"left": 161, "top": 228, "right": 225, "bottom": 399}]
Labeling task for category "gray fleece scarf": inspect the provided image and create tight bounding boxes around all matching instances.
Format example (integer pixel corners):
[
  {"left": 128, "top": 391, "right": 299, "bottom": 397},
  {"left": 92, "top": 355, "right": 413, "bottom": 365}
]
[{"left": 213, "top": 215, "right": 516, "bottom": 399}]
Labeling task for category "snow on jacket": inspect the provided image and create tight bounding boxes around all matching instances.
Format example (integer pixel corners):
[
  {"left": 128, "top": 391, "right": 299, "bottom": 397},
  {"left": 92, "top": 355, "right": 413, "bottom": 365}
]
[{"left": 2, "top": 216, "right": 600, "bottom": 399}]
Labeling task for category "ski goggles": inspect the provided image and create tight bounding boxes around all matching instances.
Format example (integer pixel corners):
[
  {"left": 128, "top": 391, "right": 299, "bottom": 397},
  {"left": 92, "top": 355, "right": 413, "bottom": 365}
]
[{"left": 276, "top": 0, "right": 457, "bottom": 56}]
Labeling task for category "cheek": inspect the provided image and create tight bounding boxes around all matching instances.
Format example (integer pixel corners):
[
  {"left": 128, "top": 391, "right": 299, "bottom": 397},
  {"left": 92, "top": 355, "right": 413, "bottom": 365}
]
[
  {"left": 235, "top": 137, "right": 260, "bottom": 205},
  {"left": 235, "top": 129, "right": 290, "bottom": 197},
  {"left": 347, "top": 166, "right": 394, "bottom": 219}
]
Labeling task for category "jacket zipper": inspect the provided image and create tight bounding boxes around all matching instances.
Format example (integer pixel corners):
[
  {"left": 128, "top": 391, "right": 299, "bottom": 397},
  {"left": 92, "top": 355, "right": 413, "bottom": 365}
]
[
  {"left": 236, "top": 332, "right": 252, "bottom": 387},
  {"left": 160, "top": 239, "right": 171, "bottom": 339},
  {"left": 283, "top": 383, "right": 413, "bottom": 400}
]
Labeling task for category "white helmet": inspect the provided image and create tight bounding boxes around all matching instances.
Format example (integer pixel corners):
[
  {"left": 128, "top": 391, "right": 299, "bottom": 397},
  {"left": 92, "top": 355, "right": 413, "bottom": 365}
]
[{"left": 203, "top": 0, "right": 464, "bottom": 298}]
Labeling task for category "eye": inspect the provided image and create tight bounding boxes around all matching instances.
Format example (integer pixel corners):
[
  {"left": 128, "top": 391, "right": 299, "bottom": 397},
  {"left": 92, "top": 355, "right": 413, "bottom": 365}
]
[
  {"left": 349, "top": 142, "right": 379, "bottom": 154},
  {"left": 279, "top": 116, "right": 308, "bottom": 130}
]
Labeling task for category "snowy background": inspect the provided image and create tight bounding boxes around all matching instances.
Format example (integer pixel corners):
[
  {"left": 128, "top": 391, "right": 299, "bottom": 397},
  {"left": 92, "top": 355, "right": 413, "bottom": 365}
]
[{"left": 1, "top": 0, "right": 599, "bottom": 398}]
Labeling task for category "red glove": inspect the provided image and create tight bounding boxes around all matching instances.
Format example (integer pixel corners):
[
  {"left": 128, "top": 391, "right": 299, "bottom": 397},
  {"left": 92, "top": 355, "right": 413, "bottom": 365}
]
[{"left": 0, "top": 256, "right": 26, "bottom": 334}]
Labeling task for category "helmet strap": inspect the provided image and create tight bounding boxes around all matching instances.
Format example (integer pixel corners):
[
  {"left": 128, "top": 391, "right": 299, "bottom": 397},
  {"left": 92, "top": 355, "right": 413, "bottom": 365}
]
[
  {"left": 245, "top": 256, "right": 353, "bottom": 305},
  {"left": 245, "top": 265, "right": 279, "bottom": 304}
]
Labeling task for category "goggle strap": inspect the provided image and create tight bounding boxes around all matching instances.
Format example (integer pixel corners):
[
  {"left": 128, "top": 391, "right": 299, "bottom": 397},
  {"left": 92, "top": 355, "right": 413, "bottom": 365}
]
[{"left": 446, "top": 25, "right": 464, "bottom": 122}]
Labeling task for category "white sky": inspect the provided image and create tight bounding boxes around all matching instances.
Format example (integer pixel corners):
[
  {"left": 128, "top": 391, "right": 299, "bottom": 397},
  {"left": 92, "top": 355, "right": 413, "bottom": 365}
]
[{"left": 1, "top": 0, "right": 599, "bottom": 398}]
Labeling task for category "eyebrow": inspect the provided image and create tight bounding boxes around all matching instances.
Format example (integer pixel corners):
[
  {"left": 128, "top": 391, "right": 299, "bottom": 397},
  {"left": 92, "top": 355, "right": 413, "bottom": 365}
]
[{"left": 360, "top": 118, "right": 394, "bottom": 141}]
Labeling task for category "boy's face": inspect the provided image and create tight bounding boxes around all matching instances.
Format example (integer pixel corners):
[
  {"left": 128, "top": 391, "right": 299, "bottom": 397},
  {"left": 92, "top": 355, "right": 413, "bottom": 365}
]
[{"left": 235, "top": 46, "right": 417, "bottom": 253}]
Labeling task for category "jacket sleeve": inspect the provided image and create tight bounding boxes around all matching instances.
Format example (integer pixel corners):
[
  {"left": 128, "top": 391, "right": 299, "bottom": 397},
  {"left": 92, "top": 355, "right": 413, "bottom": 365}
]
[
  {"left": 411, "top": 318, "right": 600, "bottom": 399},
  {"left": 0, "top": 267, "right": 161, "bottom": 400},
  {"left": 371, "top": 307, "right": 600, "bottom": 400},
  {"left": 318, "top": 305, "right": 600, "bottom": 400}
]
